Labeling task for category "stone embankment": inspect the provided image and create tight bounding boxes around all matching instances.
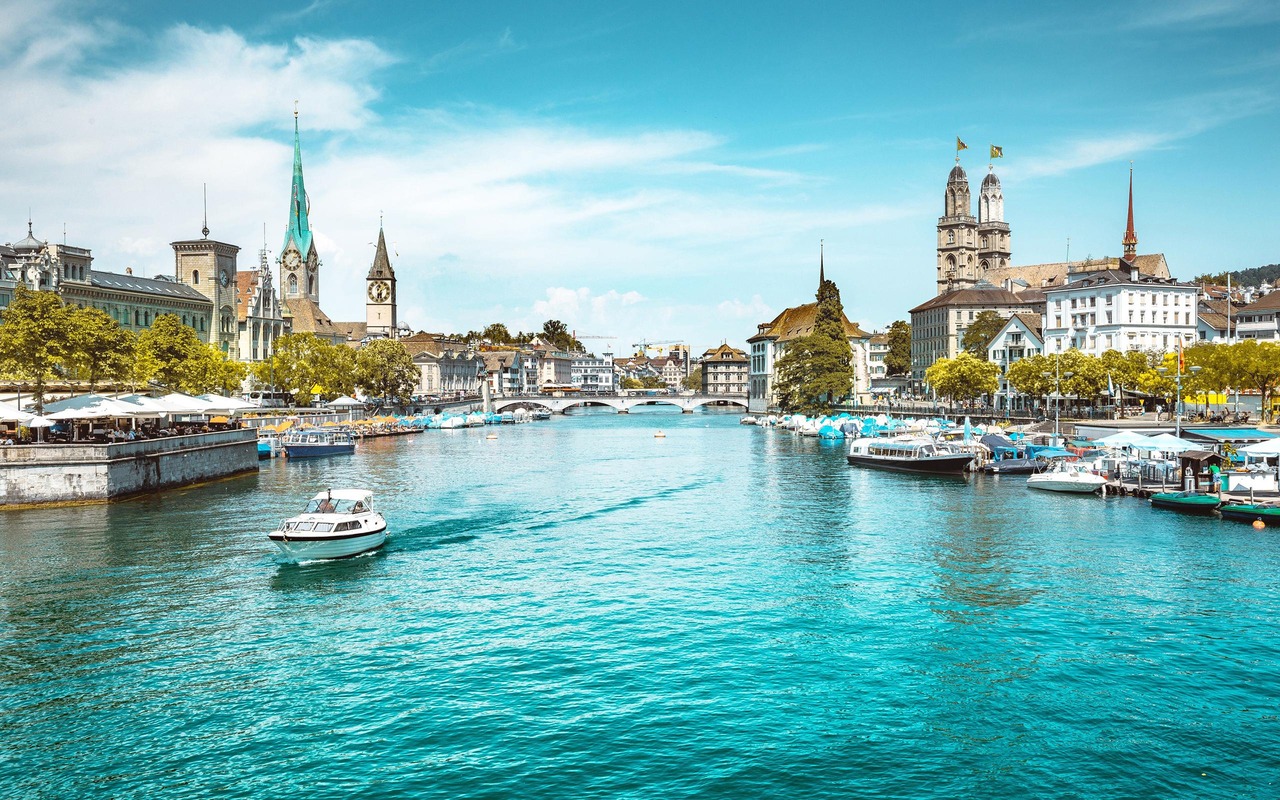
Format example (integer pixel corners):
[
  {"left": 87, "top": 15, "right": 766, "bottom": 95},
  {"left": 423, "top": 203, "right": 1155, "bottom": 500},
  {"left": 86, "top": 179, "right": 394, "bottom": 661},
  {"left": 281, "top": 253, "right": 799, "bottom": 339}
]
[{"left": 0, "top": 430, "right": 258, "bottom": 507}]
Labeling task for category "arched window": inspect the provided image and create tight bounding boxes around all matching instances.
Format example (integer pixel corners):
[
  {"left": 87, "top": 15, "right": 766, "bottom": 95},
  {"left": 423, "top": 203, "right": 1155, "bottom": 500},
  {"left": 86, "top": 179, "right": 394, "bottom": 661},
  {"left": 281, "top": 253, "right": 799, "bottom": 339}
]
[
  {"left": 307, "top": 275, "right": 315, "bottom": 296},
  {"left": 947, "top": 231, "right": 955, "bottom": 245},
  {"left": 192, "top": 270, "right": 200, "bottom": 285},
  {"left": 288, "top": 274, "right": 298, "bottom": 294}
]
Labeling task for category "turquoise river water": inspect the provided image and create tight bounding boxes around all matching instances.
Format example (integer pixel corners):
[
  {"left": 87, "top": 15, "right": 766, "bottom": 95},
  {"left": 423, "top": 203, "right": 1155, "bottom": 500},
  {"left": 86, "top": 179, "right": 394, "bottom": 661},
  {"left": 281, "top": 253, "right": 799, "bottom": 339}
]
[{"left": 2, "top": 408, "right": 1279, "bottom": 798}]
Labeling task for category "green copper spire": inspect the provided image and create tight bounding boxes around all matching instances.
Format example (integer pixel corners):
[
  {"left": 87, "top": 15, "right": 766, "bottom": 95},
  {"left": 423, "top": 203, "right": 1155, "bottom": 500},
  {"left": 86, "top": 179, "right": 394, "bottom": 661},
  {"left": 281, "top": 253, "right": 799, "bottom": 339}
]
[{"left": 282, "top": 110, "right": 314, "bottom": 261}]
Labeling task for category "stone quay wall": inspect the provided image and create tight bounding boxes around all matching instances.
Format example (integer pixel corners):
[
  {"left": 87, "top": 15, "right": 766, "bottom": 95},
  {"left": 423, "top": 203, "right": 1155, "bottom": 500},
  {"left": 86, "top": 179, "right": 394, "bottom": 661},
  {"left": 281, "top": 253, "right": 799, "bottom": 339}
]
[{"left": 0, "top": 430, "right": 258, "bottom": 507}]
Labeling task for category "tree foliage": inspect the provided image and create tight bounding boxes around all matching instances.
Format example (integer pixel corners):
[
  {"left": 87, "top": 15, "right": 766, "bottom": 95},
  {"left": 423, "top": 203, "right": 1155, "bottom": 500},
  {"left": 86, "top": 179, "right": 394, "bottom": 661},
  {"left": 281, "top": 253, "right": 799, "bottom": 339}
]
[
  {"left": 884, "top": 320, "right": 911, "bottom": 376},
  {"left": 621, "top": 376, "right": 643, "bottom": 390},
  {"left": 0, "top": 285, "right": 71, "bottom": 410},
  {"left": 355, "top": 339, "right": 418, "bottom": 405},
  {"left": 482, "top": 323, "right": 513, "bottom": 344},
  {"left": 252, "top": 333, "right": 356, "bottom": 406},
  {"left": 961, "top": 311, "right": 1006, "bottom": 359},
  {"left": 774, "top": 280, "right": 855, "bottom": 414},
  {"left": 683, "top": 366, "right": 702, "bottom": 391},
  {"left": 66, "top": 305, "right": 134, "bottom": 391},
  {"left": 925, "top": 352, "right": 999, "bottom": 402}
]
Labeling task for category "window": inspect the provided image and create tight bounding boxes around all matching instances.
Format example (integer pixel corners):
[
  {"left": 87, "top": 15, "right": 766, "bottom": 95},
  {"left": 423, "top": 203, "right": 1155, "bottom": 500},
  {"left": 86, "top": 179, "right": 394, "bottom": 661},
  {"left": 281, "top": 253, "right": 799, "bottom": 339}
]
[{"left": 192, "top": 270, "right": 200, "bottom": 285}]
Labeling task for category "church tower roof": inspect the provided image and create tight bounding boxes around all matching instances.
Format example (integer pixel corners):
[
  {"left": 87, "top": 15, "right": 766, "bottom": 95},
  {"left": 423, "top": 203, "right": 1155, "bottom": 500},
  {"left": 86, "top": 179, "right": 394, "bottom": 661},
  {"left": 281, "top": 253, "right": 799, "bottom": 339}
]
[
  {"left": 281, "top": 111, "right": 314, "bottom": 262},
  {"left": 1122, "top": 165, "right": 1138, "bottom": 259},
  {"left": 948, "top": 164, "right": 968, "bottom": 184},
  {"left": 368, "top": 226, "right": 395, "bottom": 280}
]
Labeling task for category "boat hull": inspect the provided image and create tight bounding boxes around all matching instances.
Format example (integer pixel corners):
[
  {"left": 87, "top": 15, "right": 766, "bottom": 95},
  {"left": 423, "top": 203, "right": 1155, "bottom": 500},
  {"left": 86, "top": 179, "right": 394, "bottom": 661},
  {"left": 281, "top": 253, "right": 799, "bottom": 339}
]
[
  {"left": 1027, "top": 477, "right": 1105, "bottom": 493},
  {"left": 1150, "top": 493, "right": 1221, "bottom": 515},
  {"left": 846, "top": 453, "right": 974, "bottom": 475},
  {"left": 283, "top": 443, "right": 356, "bottom": 459},
  {"left": 1218, "top": 504, "right": 1280, "bottom": 526},
  {"left": 268, "top": 526, "right": 388, "bottom": 561}
]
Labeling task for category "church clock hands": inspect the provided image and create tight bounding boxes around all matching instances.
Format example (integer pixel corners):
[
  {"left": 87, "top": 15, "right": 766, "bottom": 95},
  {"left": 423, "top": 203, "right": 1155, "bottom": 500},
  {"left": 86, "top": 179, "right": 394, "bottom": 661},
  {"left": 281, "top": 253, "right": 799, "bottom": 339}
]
[{"left": 368, "top": 280, "right": 390, "bottom": 303}]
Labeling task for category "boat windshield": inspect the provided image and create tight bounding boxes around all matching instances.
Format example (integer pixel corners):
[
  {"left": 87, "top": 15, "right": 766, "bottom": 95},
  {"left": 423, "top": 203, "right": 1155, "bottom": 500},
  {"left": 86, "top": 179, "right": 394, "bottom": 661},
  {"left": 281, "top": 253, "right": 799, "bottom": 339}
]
[{"left": 303, "top": 497, "right": 368, "bottom": 514}]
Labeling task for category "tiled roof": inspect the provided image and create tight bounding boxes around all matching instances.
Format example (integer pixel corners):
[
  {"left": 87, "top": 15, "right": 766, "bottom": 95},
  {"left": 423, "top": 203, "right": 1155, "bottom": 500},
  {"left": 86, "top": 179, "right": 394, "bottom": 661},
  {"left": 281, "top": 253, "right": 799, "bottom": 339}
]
[
  {"left": 749, "top": 301, "right": 872, "bottom": 343},
  {"left": 332, "top": 321, "right": 368, "bottom": 344},
  {"left": 701, "top": 343, "right": 747, "bottom": 361},
  {"left": 1239, "top": 292, "right": 1280, "bottom": 312},
  {"left": 981, "top": 253, "right": 1170, "bottom": 291},
  {"left": 910, "top": 285, "right": 1032, "bottom": 314},
  {"left": 90, "top": 270, "right": 210, "bottom": 302},
  {"left": 283, "top": 297, "right": 336, "bottom": 333},
  {"left": 1198, "top": 312, "right": 1229, "bottom": 332},
  {"left": 235, "top": 271, "right": 257, "bottom": 320},
  {"left": 1049, "top": 268, "right": 1191, "bottom": 291},
  {"left": 1009, "top": 312, "right": 1043, "bottom": 338}
]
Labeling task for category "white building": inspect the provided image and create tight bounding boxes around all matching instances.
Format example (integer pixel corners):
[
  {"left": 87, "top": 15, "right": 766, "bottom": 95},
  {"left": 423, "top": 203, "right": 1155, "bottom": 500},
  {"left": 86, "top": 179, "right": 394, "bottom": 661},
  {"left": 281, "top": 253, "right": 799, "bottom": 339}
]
[
  {"left": 700, "top": 344, "right": 748, "bottom": 396},
  {"left": 1041, "top": 263, "right": 1198, "bottom": 356},
  {"left": 571, "top": 352, "right": 617, "bottom": 393},
  {"left": 986, "top": 313, "right": 1044, "bottom": 411},
  {"left": 1228, "top": 292, "right": 1280, "bottom": 341},
  {"left": 747, "top": 295, "right": 872, "bottom": 413}
]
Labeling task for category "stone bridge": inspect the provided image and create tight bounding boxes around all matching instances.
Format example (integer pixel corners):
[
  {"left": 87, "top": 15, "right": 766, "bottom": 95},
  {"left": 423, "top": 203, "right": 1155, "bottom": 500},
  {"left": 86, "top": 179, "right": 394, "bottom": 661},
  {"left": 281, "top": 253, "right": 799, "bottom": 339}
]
[{"left": 490, "top": 394, "right": 748, "bottom": 414}]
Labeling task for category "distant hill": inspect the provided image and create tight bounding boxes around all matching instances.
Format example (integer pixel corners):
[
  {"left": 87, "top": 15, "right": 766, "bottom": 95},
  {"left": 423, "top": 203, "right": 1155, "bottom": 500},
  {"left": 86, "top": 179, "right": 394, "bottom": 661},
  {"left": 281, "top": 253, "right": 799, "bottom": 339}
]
[{"left": 1193, "top": 263, "right": 1280, "bottom": 287}]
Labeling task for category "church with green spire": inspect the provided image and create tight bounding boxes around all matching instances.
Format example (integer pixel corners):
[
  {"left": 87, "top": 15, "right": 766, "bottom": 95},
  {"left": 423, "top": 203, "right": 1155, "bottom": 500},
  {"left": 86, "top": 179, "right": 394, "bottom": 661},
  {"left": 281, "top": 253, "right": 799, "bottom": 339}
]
[{"left": 277, "top": 110, "right": 344, "bottom": 344}]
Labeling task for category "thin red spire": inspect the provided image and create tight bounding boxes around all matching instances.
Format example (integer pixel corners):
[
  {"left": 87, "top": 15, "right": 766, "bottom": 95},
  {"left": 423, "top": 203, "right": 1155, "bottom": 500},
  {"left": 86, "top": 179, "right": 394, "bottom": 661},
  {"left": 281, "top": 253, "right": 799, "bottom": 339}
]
[{"left": 1122, "top": 164, "right": 1137, "bottom": 259}]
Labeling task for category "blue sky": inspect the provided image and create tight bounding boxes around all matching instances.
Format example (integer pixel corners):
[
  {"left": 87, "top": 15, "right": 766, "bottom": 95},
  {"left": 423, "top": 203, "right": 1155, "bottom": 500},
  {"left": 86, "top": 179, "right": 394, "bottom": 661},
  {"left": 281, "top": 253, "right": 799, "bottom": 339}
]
[{"left": 1, "top": 0, "right": 1276, "bottom": 354}]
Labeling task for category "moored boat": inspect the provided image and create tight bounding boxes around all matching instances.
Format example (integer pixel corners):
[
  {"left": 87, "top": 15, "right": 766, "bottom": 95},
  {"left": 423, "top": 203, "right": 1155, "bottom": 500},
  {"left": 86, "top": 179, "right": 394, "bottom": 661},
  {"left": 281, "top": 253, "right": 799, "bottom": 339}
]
[
  {"left": 846, "top": 436, "right": 975, "bottom": 475},
  {"left": 257, "top": 430, "right": 281, "bottom": 459},
  {"left": 1218, "top": 501, "right": 1280, "bottom": 526},
  {"left": 1150, "top": 491, "right": 1221, "bottom": 515},
  {"left": 1026, "top": 461, "right": 1106, "bottom": 494},
  {"left": 282, "top": 428, "right": 356, "bottom": 459},
  {"left": 269, "top": 489, "right": 388, "bottom": 561}
]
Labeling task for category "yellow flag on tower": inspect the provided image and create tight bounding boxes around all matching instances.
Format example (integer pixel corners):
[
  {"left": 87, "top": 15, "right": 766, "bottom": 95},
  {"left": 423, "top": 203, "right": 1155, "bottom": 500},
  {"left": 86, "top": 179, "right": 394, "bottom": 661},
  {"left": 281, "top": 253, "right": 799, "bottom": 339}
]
[
  {"left": 990, "top": 144, "right": 1004, "bottom": 159},
  {"left": 956, "top": 137, "right": 968, "bottom": 152}
]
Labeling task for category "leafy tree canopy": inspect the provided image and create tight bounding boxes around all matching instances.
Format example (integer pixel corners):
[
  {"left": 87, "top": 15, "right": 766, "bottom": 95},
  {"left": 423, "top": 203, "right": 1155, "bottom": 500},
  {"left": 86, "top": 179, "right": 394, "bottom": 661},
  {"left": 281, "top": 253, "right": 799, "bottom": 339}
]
[
  {"left": 884, "top": 320, "right": 911, "bottom": 376},
  {"left": 0, "top": 285, "right": 72, "bottom": 410},
  {"left": 355, "top": 339, "right": 418, "bottom": 405},
  {"left": 961, "top": 311, "right": 1007, "bottom": 359},
  {"left": 925, "top": 352, "right": 999, "bottom": 401},
  {"left": 683, "top": 366, "right": 702, "bottom": 391},
  {"left": 774, "top": 280, "right": 855, "bottom": 415}
]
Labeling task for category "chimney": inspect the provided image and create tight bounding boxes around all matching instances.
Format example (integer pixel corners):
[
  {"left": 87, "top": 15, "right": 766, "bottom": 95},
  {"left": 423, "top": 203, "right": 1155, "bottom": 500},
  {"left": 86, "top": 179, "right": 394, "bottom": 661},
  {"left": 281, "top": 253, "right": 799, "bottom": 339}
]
[{"left": 1130, "top": 265, "right": 1139, "bottom": 282}]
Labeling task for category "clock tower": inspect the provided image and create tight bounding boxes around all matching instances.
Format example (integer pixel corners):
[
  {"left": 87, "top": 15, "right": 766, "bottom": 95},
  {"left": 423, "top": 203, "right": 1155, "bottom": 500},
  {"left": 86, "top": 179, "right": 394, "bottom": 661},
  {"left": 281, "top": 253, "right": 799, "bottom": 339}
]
[
  {"left": 172, "top": 215, "right": 240, "bottom": 355},
  {"left": 365, "top": 225, "right": 397, "bottom": 338}
]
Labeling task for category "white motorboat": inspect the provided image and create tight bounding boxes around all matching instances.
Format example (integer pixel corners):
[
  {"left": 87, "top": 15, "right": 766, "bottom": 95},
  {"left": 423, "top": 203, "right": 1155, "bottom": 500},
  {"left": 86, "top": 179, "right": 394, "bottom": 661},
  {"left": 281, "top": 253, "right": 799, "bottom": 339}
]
[
  {"left": 1026, "top": 461, "right": 1107, "bottom": 494},
  {"left": 269, "top": 489, "right": 388, "bottom": 561}
]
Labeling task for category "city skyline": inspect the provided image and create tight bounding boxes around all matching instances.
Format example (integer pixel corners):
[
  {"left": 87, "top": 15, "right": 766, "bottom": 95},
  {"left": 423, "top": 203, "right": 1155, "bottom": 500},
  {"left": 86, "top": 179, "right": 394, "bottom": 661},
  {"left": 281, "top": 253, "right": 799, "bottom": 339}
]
[{"left": 1, "top": 0, "right": 1276, "bottom": 353}]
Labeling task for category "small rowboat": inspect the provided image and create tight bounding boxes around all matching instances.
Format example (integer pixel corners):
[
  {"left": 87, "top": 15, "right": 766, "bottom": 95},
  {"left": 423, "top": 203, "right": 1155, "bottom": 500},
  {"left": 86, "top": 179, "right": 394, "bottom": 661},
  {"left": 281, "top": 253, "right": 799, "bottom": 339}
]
[
  {"left": 1149, "top": 491, "right": 1221, "bottom": 515},
  {"left": 1218, "top": 502, "right": 1280, "bottom": 527}
]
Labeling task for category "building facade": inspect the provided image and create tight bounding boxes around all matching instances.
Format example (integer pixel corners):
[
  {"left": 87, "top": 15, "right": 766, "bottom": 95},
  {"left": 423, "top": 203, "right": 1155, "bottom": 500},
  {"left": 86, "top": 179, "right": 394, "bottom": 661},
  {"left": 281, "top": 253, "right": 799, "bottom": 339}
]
[
  {"left": 909, "top": 284, "right": 1040, "bottom": 391},
  {"left": 172, "top": 230, "right": 241, "bottom": 356},
  {"left": 1041, "top": 265, "right": 1198, "bottom": 356},
  {"left": 2, "top": 222, "right": 213, "bottom": 340},
  {"left": 365, "top": 226, "right": 398, "bottom": 339},
  {"left": 986, "top": 313, "right": 1044, "bottom": 411},
  {"left": 572, "top": 352, "right": 617, "bottom": 394},
  {"left": 700, "top": 344, "right": 748, "bottom": 396},
  {"left": 937, "top": 163, "right": 1012, "bottom": 294}
]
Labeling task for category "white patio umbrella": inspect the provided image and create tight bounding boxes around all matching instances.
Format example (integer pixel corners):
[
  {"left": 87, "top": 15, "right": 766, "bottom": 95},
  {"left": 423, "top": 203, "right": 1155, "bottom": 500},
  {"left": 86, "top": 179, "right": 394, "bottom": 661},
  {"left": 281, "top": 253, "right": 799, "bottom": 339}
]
[
  {"left": 0, "top": 399, "right": 35, "bottom": 424},
  {"left": 197, "top": 394, "right": 257, "bottom": 412},
  {"left": 1094, "top": 430, "right": 1158, "bottom": 448},
  {"left": 157, "top": 393, "right": 220, "bottom": 415},
  {"left": 1240, "top": 437, "right": 1280, "bottom": 457},
  {"left": 42, "top": 394, "right": 142, "bottom": 420},
  {"left": 1139, "top": 433, "right": 1198, "bottom": 454}
]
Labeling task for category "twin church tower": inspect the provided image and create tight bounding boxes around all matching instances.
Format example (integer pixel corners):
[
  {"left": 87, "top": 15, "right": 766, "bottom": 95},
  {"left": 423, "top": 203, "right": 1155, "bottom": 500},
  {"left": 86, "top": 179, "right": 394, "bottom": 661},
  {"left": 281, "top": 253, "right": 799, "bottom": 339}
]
[
  {"left": 936, "top": 162, "right": 1011, "bottom": 294},
  {"left": 278, "top": 111, "right": 399, "bottom": 341}
]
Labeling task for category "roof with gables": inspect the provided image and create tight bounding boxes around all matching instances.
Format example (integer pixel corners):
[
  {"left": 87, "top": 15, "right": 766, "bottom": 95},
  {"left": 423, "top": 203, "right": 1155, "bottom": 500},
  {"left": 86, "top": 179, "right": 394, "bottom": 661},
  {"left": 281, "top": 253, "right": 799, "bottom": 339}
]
[{"left": 748, "top": 301, "right": 872, "bottom": 343}]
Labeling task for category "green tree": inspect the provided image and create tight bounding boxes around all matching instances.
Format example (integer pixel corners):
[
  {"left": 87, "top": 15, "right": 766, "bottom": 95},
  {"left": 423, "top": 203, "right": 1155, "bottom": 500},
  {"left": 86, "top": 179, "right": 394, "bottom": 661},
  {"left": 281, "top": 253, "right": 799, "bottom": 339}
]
[
  {"left": 0, "top": 285, "right": 72, "bottom": 411},
  {"left": 884, "top": 320, "right": 911, "bottom": 376},
  {"left": 774, "top": 279, "right": 855, "bottom": 414},
  {"left": 1221, "top": 340, "right": 1280, "bottom": 422},
  {"left": 355, "top": 339, "right": 418, "bottom": 405},
  {"left": 67, "top": 305, "right": 134, "bottom": 391},
  {"left": 925, "top": 352, "right": 999, "bottom": 404},
  {"left": 184, "top": 344, "right": 248, "bottom": 396},
  {"left": 482, "top": 323, "right": 512, "bottom": 344},
  {"left": 639, "top": 375, "right": 667, "bottom": 389},
  {"left": 135, "top": 313, "right": 204, "bottom": 390},
  {"left": 683, "top": 366, "right": 702, "bottom": 391},
  {"left": 620, "top": 376, "right": 643, "bottom": 390},
  {"left": 961, "top": 311, "right": 1006, "bottom": 358},
  {"left": 253, "top": 332, "right": 350, "bottom": 406}
]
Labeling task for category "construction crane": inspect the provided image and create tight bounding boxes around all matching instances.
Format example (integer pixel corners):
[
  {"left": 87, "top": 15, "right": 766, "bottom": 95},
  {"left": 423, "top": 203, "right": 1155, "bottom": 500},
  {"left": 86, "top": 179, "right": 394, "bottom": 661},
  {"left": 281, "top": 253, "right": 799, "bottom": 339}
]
[{"left": 631, "top": 339, "right": 683, "bottom": 356}]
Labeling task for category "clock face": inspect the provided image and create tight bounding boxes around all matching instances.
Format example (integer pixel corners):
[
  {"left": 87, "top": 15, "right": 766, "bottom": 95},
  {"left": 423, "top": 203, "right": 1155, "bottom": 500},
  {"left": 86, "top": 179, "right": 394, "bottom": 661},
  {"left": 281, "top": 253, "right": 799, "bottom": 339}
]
[
  {"left": 283, "top": 250, "right": 300, "bottom": 269},
  {"left": 219, "top": 270, "right": 229, "bottom": 287},
  {"left": 368, "top": 280, "right": 390, "bottom": 303}
]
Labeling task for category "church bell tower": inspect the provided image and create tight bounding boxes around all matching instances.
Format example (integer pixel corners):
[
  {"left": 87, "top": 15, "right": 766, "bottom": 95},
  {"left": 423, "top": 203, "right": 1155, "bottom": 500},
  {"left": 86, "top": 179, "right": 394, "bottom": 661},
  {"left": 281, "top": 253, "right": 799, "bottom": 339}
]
[
  {"left": 365, "top": 225, "right": 397, "bottom": 338},
  {"left": 280, "top": 109, "right": 319, "bottom": 304}
]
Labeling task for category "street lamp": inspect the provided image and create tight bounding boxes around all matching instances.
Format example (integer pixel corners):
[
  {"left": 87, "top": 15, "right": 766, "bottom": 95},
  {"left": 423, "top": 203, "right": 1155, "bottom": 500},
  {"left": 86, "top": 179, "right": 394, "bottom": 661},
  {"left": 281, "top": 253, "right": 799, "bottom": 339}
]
[
  {"left": 1157, "top": 362, "right": 1202, "bottom": 437},
  {"left": 1041, "top": 365, "right": 1075, "bottom": 447}
]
